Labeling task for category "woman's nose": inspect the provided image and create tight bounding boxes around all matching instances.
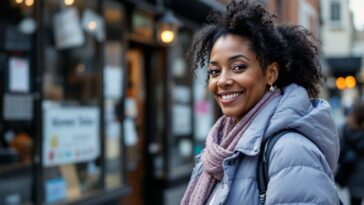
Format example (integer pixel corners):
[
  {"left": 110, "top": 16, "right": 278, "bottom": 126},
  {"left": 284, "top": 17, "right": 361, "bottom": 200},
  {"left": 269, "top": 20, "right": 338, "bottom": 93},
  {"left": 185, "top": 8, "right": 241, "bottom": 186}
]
[{"left": 217, "top": 71, "right": 233, "bottom": 87}]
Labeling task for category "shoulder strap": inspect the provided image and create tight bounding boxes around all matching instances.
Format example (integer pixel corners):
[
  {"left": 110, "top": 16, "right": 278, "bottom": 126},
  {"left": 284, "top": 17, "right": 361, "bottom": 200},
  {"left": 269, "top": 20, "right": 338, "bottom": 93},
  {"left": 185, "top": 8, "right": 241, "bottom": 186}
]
[
  {"left": 257, "top": 129, "right": 295, "bottom": 205},
  {"left": 256, "top": 129, "right": 344, "bottom": 205}
]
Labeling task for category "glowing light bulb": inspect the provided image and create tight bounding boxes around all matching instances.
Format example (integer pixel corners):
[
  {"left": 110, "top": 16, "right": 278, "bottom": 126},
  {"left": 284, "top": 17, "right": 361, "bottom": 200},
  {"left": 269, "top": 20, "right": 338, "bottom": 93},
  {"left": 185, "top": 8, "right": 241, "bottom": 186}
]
[
  {"left": 160, "top": 30, "right": 174, "bottom": 44},
  {"left": 336, "top": 77, "right": 346, "bottom": 90},
  {"left": 64, "top": 0, "right": 75, "bottom": 6},
  {"left": 345, "top": 76, "right": 356, "bottom": 89},
  {"left": 25, "top": 0, "right": 34, "bottom": 6},
  {"left": 15, "top": 0, "right": 23, "bottom": 4},
  {"left": 88, "top": 21, "right": 97, "bottom": 30}
]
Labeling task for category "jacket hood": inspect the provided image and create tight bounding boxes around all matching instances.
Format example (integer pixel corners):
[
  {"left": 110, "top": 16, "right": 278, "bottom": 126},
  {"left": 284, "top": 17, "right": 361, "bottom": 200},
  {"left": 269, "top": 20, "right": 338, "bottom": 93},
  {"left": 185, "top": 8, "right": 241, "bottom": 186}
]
[
  {"left": 234, "top": 84, "right": 340, "bottom": 172},
  {"left": 265, "top": 84, "right": 340, "bottom": 171}
]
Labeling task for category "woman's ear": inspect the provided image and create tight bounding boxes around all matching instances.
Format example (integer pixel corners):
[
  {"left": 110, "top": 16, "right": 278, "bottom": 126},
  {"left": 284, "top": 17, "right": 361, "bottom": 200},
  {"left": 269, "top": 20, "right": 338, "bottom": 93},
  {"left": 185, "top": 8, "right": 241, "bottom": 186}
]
[{"left": 266, "top": 62, "right": 279, "bottom": 85}]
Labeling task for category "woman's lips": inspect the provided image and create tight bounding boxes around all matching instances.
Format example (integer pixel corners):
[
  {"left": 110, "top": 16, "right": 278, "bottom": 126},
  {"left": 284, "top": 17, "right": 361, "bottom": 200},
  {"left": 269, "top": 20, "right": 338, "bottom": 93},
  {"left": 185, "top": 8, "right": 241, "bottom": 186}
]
[{"left": 219, "top": 92, "right": 243, "bottom": 105}]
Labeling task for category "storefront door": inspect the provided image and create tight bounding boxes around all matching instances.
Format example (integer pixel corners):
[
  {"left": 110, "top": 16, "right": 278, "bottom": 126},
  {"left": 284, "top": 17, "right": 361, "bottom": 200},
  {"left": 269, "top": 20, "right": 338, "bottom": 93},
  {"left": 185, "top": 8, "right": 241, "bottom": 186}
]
[
  {"left": 122, "top": 48, "right": 146, "bottom": 205},
  {"left": 122, "top": 41, "right": 167, "bottom": 205}
]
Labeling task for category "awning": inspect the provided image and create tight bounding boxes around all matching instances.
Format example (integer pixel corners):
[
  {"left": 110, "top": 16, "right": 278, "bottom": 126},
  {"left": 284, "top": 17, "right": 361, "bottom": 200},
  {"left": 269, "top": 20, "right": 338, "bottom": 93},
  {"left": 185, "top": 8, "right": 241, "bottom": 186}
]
[{"left": 326, "top": 57, "right": 362, "bottom": 74}]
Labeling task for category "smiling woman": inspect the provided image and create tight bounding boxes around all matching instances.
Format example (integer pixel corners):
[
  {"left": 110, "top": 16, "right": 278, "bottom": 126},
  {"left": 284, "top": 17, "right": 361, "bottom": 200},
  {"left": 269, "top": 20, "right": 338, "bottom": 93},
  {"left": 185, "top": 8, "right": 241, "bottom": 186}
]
[
  {"left": 181, "top": 0, "right": 342, "bottom": 205},
  {"left": 208, "top": 35, "right": 277, "bottom": 121}
]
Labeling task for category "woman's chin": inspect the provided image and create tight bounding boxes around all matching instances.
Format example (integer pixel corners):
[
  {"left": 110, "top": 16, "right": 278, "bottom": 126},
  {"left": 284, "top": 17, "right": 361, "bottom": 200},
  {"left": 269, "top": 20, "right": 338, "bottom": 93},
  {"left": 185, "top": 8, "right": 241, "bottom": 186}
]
[{"left": 222, "top": 112, "right": 238, "bottom": 119}]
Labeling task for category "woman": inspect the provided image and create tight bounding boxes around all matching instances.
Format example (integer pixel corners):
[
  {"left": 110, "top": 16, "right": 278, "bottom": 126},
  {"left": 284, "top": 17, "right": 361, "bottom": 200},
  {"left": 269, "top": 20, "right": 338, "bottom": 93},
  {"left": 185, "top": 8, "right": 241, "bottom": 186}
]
[
  {"left": 338, "top": 101, "right": 364, "bottom": 205},
  {"left": 181, "top": 0, "right": 340, "bottom": 205}
]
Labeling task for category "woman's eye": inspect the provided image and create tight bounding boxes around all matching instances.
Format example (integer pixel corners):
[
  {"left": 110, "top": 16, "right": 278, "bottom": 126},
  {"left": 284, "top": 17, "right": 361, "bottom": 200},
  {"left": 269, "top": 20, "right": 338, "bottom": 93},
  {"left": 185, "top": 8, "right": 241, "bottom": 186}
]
[
  {"left": 208, "top": 69, "right": 220, "bottom": 77},
  {"left": 232, "top": 65, "right": 247, "bottom": 71}
]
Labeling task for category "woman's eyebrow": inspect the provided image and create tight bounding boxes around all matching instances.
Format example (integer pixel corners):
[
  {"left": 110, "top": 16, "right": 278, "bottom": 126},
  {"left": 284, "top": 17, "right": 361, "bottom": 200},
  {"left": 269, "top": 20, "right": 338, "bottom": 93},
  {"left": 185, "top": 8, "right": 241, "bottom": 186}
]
[
  {"left": 209, "top": 54, "right": 250, "bottom": 66},
  {"left": 209, "top": 61, "right": 219, "bottom": 66},
  {"left": 229, "top": 54, "right": 250, "bottom": 61}
]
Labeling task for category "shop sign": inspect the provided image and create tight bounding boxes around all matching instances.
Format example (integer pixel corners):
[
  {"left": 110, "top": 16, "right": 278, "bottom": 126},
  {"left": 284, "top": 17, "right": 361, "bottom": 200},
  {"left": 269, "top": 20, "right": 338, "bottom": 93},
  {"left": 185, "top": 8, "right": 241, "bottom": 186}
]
[{"left": 43, "top": 107, "right": 100, "bottom": 167}]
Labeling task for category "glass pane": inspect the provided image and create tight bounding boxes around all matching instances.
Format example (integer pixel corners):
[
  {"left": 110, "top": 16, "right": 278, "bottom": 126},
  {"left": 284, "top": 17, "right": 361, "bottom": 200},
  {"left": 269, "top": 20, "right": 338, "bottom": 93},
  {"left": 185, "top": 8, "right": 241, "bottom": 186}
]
[
  {"left": 193, "top": 66, "right": 215, "bottom": 155},
  {"left": 103, "top": 0, "right": 125, "bottom": 190},
  {"left": 42, "top": 0, "right": 102, "bottom": 204},
  {"left": 330, "top": 2, "right": 340, "bottom": 21},
  {"left": 168, "top": 30, "right": 194, "bottom": 179},
  {"left": 0, "top": 1, "right": 36, "bottom": 205}
]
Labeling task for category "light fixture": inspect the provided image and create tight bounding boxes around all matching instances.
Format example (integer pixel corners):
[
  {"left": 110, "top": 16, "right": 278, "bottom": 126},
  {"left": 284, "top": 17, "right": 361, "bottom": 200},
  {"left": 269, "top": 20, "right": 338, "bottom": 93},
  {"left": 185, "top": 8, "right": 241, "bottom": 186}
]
[
  {"left": 336, "top": 75, "right": 357, "bottom": 90},
  {"left": 345, "top": 76, "right": 356, "bottom": 89},
  {"left": 64, "top": 0, "right": 75, "bottom": 6},
  {"left": 336, "top": 77, "right": 346, "bottom": 90},
  {"left": 15, "top": 0, "right": 23, "bottom": 4},
  {"left": 160, "top": 30, "right": 174, "bottom": 44},
  {"left": 25, "top": 0, "right": 34, "bottom": 6},
  {"left": 157, "top": 11, "right": 181, "bottom": 44}
]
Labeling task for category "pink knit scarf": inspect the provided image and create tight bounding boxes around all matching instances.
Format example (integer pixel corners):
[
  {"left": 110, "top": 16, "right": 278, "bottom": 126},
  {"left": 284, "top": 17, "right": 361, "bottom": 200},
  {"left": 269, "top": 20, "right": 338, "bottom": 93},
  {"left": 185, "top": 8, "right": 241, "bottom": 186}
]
[{"left": 181, "top": 90, "right": 280, "bottom": 205}]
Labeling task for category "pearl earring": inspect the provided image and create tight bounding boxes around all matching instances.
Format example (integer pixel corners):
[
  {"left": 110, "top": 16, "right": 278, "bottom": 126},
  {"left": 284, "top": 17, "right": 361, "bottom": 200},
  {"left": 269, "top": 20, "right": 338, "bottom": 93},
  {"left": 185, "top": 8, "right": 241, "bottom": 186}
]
[{"left": 269, "top": 85, "right": 275, "bottom": 92}]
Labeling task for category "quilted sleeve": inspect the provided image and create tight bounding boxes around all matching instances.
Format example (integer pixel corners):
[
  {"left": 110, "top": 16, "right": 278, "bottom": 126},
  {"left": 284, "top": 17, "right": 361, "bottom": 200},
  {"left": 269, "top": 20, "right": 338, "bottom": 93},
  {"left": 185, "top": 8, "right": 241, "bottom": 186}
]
[{"left": 265, "top": 133, "right": 340, "bottom": 205}]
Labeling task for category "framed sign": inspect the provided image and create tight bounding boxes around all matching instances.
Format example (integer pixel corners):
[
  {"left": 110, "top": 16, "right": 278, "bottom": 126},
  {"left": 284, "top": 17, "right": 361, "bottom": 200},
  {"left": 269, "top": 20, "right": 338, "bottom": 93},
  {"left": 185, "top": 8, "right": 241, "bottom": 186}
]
[
  {"left": 131, "top": 10, "right": 154, "bottom": 41},
  {"left": 8, "top": 57, "right": 30, "bottom": 93},
  {"left": 42, "top": 106, "right": 100, "bottom": 167}
]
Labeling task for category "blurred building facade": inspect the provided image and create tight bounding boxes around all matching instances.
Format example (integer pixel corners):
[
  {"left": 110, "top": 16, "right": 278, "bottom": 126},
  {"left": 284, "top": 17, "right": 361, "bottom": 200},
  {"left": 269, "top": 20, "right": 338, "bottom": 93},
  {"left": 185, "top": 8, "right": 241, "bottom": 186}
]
[
  {"left": 2, "top": 0, "right": 358, "bottom": 205},
  {"left": 320, "top": 0, "right": 362, "bottom": 126},
  {"left": 266, "top": 0, "right": 321, "bottom": 36}
]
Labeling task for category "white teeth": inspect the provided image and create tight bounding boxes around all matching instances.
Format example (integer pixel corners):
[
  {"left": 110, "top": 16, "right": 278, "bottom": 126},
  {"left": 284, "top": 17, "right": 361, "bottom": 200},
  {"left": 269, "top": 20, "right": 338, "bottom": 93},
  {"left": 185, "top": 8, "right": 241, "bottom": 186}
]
[{"left": 221, "top": 93, "right": 241, "bottom": 100}]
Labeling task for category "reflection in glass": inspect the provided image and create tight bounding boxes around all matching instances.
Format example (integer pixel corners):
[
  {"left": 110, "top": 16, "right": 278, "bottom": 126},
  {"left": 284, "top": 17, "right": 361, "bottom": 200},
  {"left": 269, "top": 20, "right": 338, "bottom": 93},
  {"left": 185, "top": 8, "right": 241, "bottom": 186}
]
[{"left": 42, "top": 0, "right": 102, "bottom": 203}]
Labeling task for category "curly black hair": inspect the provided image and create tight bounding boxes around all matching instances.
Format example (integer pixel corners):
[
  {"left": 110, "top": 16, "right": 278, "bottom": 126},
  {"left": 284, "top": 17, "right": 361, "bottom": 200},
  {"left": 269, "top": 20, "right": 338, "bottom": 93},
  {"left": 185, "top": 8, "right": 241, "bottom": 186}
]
[{"left": 189, "top": 0, "right": 323, "bottom": 98}]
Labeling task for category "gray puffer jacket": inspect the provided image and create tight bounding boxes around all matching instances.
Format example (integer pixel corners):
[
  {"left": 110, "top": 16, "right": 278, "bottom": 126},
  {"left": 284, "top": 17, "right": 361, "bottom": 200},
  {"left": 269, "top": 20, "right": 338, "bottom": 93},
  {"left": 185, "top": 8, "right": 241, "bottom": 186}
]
[{"left": 187, "top": 84, "right": 341, "bottom": 205}]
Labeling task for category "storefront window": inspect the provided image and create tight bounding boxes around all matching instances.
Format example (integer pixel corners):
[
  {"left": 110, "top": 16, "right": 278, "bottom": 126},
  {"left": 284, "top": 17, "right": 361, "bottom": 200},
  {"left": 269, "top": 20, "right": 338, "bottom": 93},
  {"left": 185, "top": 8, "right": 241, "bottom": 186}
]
[
  {"left": 42, "top": 0, "right": 102, "bottom": 204},
  {"left": 0, "top": 1, "right": 36, "bottom": 205},
  {"left": 168, "top": 30, "right": 195, "bottom": 179},
  {"left": 103, "top": 0, "right": 126, "bottom": 190}
]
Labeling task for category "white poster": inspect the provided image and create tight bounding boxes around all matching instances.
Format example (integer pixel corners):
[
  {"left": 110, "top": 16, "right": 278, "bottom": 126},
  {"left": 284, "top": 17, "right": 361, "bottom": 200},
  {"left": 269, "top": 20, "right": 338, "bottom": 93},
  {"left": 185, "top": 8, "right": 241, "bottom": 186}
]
[
  {"left": 104, "top": 65, "right": 123, "bottom": 99},
  {"left": 174, "top": 86, "right": 190, "bottom": 104},
  {"left": 173, "top": 104, "right": 192, "bottom": 135},
  {"left": 54, "top": 8, "right": 85, "bottom": 49},
  {"left": 124, "top": 118, "right": 137, "bottom": 146},
  {"left": 9, "top": 57, "right": 29, "bottom": 93},
  {"left": 82, "top": 8, "right": 105, "bottom": 42},
  {"left": 124, "top": 97, "right": 137, "bottom": 119},
  {"left": 43, "top": 107, "right": 100, "bottom": 167}
]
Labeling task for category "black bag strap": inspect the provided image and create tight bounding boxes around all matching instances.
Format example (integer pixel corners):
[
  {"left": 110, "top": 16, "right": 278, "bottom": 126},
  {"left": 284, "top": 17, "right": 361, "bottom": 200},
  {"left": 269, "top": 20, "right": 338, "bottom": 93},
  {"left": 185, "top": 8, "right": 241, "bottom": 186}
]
[
  {"left": 256, "top": 129, "right": 344, "bottom": 205},
  {"left": 257, "top": 130, "right": 293, "bottom": 205}
]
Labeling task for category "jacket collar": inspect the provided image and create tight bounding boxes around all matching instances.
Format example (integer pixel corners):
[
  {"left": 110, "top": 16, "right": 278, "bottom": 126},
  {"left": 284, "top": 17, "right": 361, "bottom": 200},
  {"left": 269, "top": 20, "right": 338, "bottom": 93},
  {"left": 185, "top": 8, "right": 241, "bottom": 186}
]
[{"left": 234, "top": 94, "right": 282, "bottom": 156}]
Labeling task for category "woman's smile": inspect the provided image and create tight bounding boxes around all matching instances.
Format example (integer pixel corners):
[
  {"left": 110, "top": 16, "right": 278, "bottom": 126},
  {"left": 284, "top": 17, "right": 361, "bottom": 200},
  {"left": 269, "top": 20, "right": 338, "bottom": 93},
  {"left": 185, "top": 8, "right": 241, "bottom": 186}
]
[{"left": 218, "top": 91, "right": 244, "bottom": 105}]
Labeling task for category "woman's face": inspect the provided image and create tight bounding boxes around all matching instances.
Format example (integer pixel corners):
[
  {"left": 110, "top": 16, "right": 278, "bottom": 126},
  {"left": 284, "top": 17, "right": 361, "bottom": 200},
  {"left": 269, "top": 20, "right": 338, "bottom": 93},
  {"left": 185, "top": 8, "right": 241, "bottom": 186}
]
[{"left": 208, "top": 34, "right": 270, "bottom": 121}]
